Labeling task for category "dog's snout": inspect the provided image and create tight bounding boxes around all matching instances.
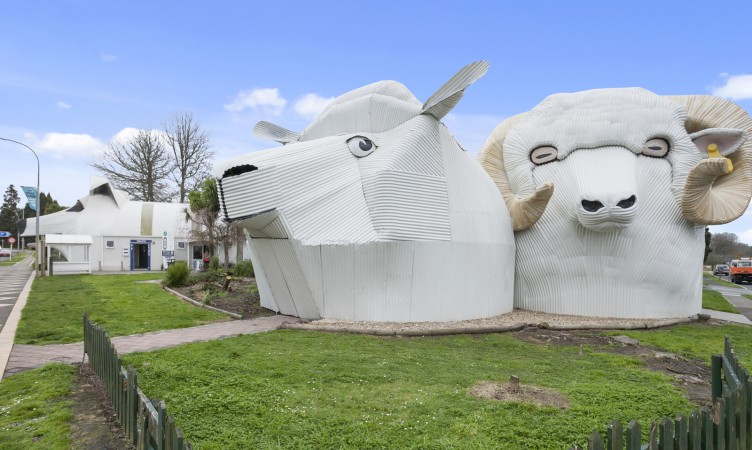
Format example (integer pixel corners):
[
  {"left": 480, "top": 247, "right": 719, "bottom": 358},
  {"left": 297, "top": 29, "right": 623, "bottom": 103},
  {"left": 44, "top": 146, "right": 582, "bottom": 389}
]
[{"left": 223, "top": 164, "right": 258, "bottom": 178}]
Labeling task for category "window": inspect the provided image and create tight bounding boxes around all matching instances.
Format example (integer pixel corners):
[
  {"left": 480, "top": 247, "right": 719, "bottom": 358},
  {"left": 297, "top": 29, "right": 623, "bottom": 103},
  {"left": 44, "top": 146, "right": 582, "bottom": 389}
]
[
  {"left": 177, "top": 241, "right": 186, "bottom": 249},
  {"left": 105, "top": 240, "right": 115, "bottom": 248}
]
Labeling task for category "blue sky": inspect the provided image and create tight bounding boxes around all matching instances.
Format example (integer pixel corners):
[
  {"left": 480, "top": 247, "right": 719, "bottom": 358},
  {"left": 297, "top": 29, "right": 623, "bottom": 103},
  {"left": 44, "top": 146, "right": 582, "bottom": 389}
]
[{"left": 2, "top": 1, "right": 752, "bottom": 240}]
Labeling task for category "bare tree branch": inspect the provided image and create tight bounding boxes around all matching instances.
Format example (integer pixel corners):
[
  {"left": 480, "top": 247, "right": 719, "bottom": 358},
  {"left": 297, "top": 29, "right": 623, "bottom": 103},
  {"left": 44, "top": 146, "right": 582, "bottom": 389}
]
[
  {"left": 163, "top": 112, "right": 214, "bottom": 203},
  {"left": 92, "top": 129, "right": 175, "bottom": 202}
]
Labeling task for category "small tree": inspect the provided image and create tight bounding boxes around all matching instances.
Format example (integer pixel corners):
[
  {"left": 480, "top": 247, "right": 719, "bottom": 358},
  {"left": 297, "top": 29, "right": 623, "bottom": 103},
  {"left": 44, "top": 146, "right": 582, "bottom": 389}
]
[
  {"left": 1, "top": 184, "right": 21, "bottom": 237},
  {"left": 186, "top": 178, "right": 245, "bottom": 268},
  {"left": 92, "top": 129, "right": 174, "bottom": 202},
  {"left": 163, "top": 112, "right": 214, "bottom": 203},
  {"left": 704, "top": 227, "right": 712, "bottom": 263}
]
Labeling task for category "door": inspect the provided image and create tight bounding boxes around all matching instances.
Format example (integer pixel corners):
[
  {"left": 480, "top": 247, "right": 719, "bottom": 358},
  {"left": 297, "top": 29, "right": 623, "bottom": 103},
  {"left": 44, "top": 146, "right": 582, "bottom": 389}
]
[{"left": 129, "top": 240, "right": 152, "bottom": 270}]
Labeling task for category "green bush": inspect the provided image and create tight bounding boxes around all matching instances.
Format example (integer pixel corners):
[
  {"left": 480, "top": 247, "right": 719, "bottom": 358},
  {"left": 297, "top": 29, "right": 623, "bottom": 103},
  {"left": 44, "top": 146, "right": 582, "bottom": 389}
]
[
  {"left": 234, "top": 259, "right": 254, "bottom": 278},
  {"left": 165, "top": 261, "right": 190, "bottom": 287},
  {"left": 188, "top": 270, "right": 224, "bottom": 285},
  {"left": 209, "top": 255, "right": 220, "bottom": 271}
]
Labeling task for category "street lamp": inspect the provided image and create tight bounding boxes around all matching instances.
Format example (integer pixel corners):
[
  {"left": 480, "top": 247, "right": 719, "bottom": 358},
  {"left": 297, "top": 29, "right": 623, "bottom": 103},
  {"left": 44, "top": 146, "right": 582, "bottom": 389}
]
[{"left": 0, "top": 138, "right": 40, "bottom": 277}]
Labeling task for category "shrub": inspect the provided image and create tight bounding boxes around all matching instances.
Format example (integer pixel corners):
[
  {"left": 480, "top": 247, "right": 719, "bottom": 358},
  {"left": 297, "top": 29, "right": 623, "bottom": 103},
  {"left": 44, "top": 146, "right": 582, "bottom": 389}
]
[
  {"left": 188, "top": 270, "right": 223, "bottom": 285},
  {"left": 234, "top": 260, "right": 254, "bottom": 278},
  {"left": 164, "top": 261, "right": 190, "bottom": 287},
  {"left": 209, "top": 256, "right": 220, "bottom": 271}
]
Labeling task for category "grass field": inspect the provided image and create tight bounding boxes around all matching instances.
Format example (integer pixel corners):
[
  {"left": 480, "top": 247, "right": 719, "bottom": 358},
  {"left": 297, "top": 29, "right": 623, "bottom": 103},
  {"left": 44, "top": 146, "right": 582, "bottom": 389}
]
[
  {"left": 616, "top": 323, "right": 752, "bottom": 367},
  {"left": 0, "top": 251, "right": 28, "bottom": 266},
  {"left": 703, "top": 274, "right": 740, "bottom": 289},
  {"left": 0, "top": 364, "right": 75, "bottom": 449},
  {"left": 701, "top": 289, "right": 739, "bottom": 313},
  {"left": 122, "top": 329, "right": 699, "bottom": 449},
  {"left": 15, "top": 273, "right": 228, "bottom": 345}
]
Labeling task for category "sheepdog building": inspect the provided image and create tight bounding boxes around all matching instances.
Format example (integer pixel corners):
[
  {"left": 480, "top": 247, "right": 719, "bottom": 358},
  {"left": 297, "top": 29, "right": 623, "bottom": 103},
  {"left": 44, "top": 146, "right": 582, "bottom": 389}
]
[{"left": 19, "top": 176, "right": 193, "bottom": 273}]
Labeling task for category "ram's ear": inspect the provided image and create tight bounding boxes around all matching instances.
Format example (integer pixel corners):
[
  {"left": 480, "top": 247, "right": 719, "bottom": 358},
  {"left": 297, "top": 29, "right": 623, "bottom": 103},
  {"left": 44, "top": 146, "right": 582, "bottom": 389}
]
[
  {"left": 421, "top": 61, "right": 489, "bottom": 120},
  {"left": 690, "top": 127, "right": 747, "bottom": 157},
  {"left": 253, "top": 121, "right": 301, "bottom": 145}
]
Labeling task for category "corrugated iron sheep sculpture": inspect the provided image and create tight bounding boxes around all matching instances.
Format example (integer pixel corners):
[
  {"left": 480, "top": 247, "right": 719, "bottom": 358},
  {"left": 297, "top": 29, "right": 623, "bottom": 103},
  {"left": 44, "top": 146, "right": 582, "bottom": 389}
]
[{"left": 479, "top": 88, "right": 752, "bottom": 318}]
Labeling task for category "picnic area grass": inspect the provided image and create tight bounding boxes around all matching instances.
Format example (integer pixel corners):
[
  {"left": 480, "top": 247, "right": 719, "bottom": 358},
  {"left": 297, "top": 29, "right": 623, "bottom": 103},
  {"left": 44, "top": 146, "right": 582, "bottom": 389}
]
[
  {"left": 15, "top": 273, "right": 228, "bottom": 345},
  {"left": 122, "top": 329, "right": 697, "bottom": 449},
  {"left": 0, "top": 364, "right": 75, "bottom": 449},
  {"left": 701, "top": 289, "right": 739, "bottom": 313}
]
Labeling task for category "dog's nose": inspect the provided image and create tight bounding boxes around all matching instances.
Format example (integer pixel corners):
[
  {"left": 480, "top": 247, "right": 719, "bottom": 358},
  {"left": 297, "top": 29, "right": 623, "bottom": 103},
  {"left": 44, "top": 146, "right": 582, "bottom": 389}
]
[{"left": 222, "top": 164, "right": 258, "bottom": 178}]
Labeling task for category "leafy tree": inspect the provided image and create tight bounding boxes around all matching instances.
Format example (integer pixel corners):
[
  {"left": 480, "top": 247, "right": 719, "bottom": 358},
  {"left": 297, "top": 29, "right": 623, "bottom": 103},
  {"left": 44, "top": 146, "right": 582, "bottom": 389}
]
[
  {"left": 163, "top": 112, "right": 214, "bottom": 203},
  {"left": 21, "top": 192, "right": 66, "bottom": 217},
  {"left": 185, "top": 178, "right": 244, "bottom": 267},
  {"left": 0, "top": 184, "right": 21, "bottom": 237},
  {"left": 704, "top": 227, "right": 712, "bottom": 263},
  {"left": 92, "top": 129, "right": 174, "bottom": 202}
]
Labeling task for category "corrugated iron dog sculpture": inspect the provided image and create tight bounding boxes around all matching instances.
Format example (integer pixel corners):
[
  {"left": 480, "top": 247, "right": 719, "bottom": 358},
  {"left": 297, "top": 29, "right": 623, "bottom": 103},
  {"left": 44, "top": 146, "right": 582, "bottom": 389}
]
[{"left": 215, "top": 62, "right": 515, "bottom": 322}]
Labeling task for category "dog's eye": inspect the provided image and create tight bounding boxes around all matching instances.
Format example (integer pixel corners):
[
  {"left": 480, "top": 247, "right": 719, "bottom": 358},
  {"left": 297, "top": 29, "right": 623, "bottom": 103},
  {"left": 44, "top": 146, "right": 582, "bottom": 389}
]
[
  {"left": 530, "top": 146, "right": 557, "bottom": 165},
  {"left": 348, "top": 136, "right": 376, "bottom": 157}
]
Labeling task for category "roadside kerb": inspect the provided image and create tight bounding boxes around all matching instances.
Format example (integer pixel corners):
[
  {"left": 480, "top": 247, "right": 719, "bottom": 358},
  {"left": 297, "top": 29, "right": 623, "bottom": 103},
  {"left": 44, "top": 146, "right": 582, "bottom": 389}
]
[{"left": 0, "top": 270, "right": 34, "bottom": 381}]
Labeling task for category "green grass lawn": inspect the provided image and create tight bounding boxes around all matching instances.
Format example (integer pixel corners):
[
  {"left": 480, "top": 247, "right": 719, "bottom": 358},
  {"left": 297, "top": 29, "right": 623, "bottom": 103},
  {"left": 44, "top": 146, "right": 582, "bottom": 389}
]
[
  {"left": 703, "top": 274, "right": 740, "bottom": 289},
  {"left": 0, "top": 251, "right": 29, "bottom": 266},
  {"left": 15, "top": 273, "right": 228, "bottom": 345},
  {"left": 122, "top": 330, "right": 696, "bottom": 449},
  {"left": 614, "top": 323, "right": 752, "bottom": 367},
  {"left": 701, "top": 289, "right": 739, "bottom": 313},
  {"left": 0, "top": 364, "right": 75, "bottom": 449}
]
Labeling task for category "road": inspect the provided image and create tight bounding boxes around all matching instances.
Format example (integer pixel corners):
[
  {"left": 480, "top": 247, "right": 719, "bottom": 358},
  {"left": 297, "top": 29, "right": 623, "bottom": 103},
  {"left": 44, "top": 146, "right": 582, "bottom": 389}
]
[
  {"left": 707, "top": 274, "right": 752, "bottom": 321},
  {"left": 0, "top": 258, "right": 32, "bottom": 333}
]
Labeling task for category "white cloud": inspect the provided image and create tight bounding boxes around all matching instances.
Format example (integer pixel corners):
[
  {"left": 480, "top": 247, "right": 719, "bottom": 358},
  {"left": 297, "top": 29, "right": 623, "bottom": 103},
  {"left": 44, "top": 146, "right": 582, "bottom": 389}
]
[
  {"left": 34, "top": 132, "right": 106, "bottom": 158},
  {"left": 101, "top": 52, "right": 117, "bottom": 63},
  {"left": 224, "top": 88, "right": 287, "bottom": 115},
  {"left": 712, "top": 74, "right": 752, "bottom": 100},
  {"left": 56, "top": 101, "right": 71, "bottom": 110},
  {"left": 293, "top": 93, "right": 335, "bottom": 118}
]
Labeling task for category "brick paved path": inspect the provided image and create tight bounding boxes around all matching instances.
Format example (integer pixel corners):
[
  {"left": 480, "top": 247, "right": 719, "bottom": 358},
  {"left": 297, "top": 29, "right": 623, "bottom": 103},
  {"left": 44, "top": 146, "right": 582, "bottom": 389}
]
[{"left": 3, "top": 314, "right": 299, "bottom": 377}]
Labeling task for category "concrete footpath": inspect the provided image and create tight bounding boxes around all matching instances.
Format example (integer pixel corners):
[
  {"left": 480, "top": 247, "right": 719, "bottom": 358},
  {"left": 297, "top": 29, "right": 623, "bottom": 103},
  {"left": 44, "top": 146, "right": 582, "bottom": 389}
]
[
  {"left": 703, "top": 276, "right": 752, "bottom": 325},
  {"left": 2, "top": 315, "right": 299, "bottom": 378}
]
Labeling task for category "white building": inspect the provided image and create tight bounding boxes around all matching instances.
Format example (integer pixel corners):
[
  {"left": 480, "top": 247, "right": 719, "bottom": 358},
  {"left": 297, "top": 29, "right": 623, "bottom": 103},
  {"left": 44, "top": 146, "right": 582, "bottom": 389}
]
[{"left": 20, "top": 176, "right": 202, "bottom": 272}]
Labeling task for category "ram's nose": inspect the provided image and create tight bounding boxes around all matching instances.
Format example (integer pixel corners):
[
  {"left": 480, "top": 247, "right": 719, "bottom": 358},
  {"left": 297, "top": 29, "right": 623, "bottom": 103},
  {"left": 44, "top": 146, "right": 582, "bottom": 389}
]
[{"left": 581, "top": 195, "right": 636, "bottom": 212}]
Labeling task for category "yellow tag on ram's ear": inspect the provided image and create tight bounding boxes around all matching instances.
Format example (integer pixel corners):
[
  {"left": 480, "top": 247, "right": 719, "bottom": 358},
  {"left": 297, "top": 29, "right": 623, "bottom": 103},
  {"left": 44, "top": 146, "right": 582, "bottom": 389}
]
[{"left": 707, "top": 143, "right": 733, "bottom": 173}]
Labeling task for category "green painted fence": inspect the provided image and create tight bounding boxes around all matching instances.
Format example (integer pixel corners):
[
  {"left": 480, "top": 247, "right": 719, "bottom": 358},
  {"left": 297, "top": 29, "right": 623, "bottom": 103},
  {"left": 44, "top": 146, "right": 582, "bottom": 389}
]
[
  {"left": 569, "top": 336, "right": 751, "bottom": 450},
  {"left": 83, "top": 313, "right": 191, "bottom": 450}
]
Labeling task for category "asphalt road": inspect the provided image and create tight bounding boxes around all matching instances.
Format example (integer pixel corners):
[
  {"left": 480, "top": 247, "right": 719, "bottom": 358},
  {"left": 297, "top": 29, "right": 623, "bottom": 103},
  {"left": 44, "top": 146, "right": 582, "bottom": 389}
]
[{"left": 0, "top": 259, "right": 32, "bottom": 333}]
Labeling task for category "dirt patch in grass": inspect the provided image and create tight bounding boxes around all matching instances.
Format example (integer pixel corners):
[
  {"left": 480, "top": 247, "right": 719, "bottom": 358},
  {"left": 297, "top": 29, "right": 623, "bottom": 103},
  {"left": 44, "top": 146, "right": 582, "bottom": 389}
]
[
  {"left": 512, "top": 327, "right": 713, "bottom": 409},
  {"left": 170, "top": 277, "right": 276, "bottom": 319},
  {"left": 70, "top": 364, "right": 132, "bottom": 450},
  {"left": 469, "top": 380, "right": 569, "bottom": 409}
]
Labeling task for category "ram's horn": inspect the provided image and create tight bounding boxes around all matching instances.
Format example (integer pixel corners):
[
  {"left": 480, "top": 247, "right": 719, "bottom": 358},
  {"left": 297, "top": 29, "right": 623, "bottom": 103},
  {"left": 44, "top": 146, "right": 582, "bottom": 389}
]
[
  {"left": 478, "top": 114, "right": 553, "bottom": 231},
  {"left": 667, "top": 95, "right": 752, "bottom": 224}
]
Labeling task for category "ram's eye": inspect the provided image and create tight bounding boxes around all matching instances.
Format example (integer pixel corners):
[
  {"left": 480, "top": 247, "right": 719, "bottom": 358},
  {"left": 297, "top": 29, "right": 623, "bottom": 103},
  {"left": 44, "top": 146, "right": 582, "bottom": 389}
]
[
  {"left": 642, "top": 138, "right": 670, "bottom": 158},
  {"left": 347, "top": 136, "right": 376, "bottom": 157},
  {"left": 530, "top": 146, "right": 557, "bottom": 165}
]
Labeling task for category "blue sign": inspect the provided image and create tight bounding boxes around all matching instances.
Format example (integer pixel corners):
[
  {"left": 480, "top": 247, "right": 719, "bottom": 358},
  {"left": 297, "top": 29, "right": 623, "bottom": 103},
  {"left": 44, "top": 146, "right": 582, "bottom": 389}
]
[
  {"left": 21, "top": 186, "right": 38, "bottom": 212},
  {"left": 0, "top": 231, "right": 10, "bottom": 237}
]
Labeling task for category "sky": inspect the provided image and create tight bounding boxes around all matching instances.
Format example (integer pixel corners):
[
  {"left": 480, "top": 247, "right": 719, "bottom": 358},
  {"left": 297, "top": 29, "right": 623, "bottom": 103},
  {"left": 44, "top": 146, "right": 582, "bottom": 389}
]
[{"left": 1, "top": 1, "right": 752, "bottom": 240}]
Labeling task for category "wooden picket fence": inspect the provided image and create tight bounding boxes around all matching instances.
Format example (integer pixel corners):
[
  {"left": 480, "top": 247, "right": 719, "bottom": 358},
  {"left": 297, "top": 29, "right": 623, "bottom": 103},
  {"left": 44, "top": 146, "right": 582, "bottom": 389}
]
[
  {"left": 570, "top": 336, "right": 751, "bottom": 450},
  {"left": 83, "top": 313, "right": 192, "bottom": 450}
]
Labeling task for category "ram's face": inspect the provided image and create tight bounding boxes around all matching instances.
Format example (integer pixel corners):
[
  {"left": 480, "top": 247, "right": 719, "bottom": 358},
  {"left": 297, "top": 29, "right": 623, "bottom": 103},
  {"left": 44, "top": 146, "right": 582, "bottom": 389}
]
[
  {"left": 216, "top": 115, "right": 453, "bottom": 245},
  {"left": 503, "top": 89, "right": 698, "bottom": 232}
]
